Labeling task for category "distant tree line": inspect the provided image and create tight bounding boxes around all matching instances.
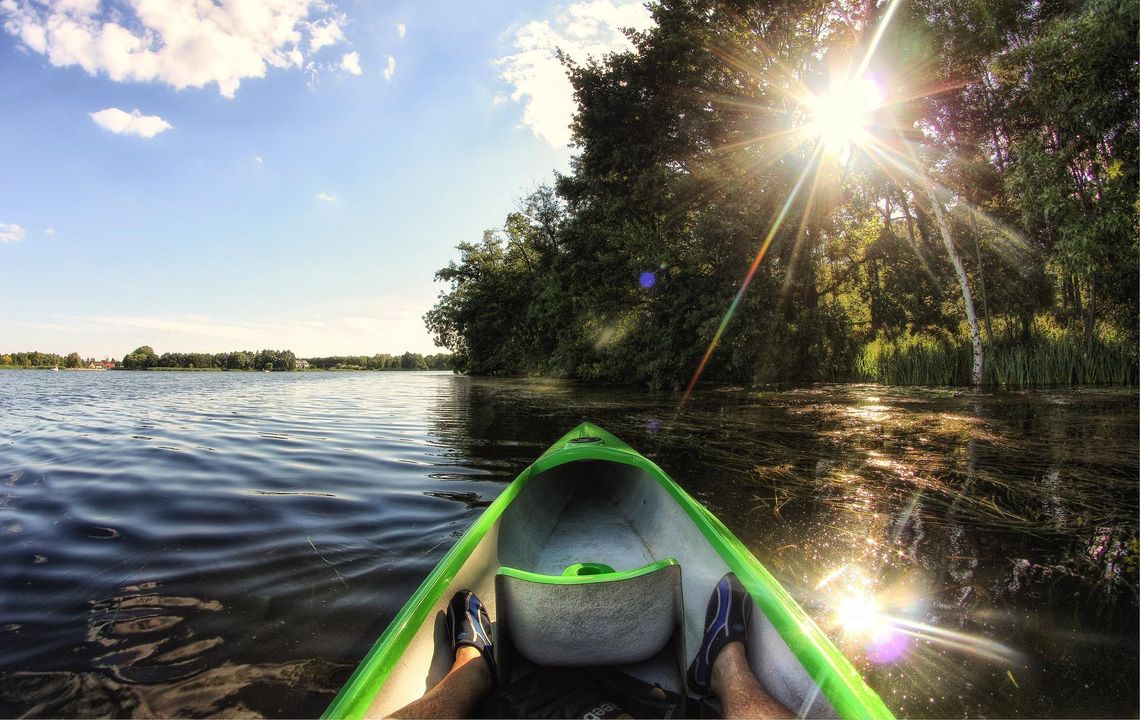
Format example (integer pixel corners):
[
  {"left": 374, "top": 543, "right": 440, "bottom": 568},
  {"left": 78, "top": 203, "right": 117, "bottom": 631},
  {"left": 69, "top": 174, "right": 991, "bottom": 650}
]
[
  {"left": 425, "top": 0, "right": 1137, "bottom": 387},
  {"left": 304, "top": 352, "right": 453, "bottom": 370},
  {"left": 120, "top": 346, "right": 297, "bottom": 371},
  {"left": 112, "top": 346, "right": 453, "bottom": 371},
  {"left": 2, "top": 347, "right": 453, "bottom": 372},
  {"left": 1, "top": 351, "right": 93, "bottom": 368}
]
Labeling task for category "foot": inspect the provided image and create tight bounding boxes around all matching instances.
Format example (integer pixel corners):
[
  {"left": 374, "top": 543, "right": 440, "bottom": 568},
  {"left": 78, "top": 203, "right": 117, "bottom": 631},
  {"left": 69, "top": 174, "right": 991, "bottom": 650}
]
[
  {"left": 452, "top": 644, "right": 490, "bottom": 683},
  {"left": 446, "top": 590, "right": 496, "bottom": 683},
  {"left": 688, "top": 572, "right": 752, "bottom": 694}
]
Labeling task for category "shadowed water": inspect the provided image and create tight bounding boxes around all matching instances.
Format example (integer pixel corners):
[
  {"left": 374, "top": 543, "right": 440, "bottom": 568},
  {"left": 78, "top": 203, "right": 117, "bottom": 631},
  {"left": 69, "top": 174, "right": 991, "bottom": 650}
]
[{"left": 0, "top": 371, "right": 1135, "bottom": 717}]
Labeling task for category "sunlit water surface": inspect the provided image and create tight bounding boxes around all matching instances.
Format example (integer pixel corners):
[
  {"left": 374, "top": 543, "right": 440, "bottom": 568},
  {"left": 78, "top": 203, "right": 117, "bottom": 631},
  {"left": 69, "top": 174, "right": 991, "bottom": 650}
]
[{"left": 0, "top": 371, "right": 1136, "bottom": 718}]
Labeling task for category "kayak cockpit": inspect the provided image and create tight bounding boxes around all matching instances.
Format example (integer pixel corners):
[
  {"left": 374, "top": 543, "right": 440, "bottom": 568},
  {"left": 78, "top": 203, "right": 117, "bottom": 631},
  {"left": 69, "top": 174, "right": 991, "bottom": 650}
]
[{"left": 356, "top": 458, "right": 839, "bottom": 718}]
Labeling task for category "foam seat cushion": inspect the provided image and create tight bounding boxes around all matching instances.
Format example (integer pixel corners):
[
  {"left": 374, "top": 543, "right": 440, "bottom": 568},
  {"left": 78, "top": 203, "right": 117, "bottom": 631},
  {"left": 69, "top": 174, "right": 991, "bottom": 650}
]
[{"left": 495, "top": 559, "right": 682, "bottom": 667}]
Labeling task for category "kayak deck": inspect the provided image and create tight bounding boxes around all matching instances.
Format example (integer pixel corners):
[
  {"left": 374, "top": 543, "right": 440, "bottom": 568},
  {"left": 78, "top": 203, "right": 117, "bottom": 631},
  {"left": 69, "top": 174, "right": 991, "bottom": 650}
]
[{"left": 533, "top": 492, "right": 655, "bottom": 573}]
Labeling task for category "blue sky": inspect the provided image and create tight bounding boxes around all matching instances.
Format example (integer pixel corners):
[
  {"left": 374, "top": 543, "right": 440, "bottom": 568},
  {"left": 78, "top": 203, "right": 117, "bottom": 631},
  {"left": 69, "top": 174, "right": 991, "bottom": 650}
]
[{"left": 0, "top": 0, "right": 653, "bottom": 357}]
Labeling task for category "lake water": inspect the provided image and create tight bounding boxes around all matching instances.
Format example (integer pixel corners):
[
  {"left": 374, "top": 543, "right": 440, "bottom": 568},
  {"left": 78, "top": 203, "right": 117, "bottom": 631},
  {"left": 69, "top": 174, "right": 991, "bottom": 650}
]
[{"left": 0, "top": 370, "right": 1136, "bottom": 718}]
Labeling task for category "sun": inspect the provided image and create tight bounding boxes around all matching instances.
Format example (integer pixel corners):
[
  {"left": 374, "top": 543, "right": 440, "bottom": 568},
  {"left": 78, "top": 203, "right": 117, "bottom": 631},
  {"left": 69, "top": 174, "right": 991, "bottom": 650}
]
[{"left": 804, "top": 76, "right": 884, "bottom": 155}]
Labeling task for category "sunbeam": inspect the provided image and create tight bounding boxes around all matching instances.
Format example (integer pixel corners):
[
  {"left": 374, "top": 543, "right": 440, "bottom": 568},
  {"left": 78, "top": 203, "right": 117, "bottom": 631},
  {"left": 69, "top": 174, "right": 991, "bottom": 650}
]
[
  {"left": 680, "top": 146, "right": 822, "bottom": 409},
  {"left": 860, "top": 133, "right": 1037, "bottom": 264},
  {"left": 679, "top": 0, "right": 905, "bottom": 411},
  {"left": 852, "top": 0, "right": 903, "bottom": 79}
]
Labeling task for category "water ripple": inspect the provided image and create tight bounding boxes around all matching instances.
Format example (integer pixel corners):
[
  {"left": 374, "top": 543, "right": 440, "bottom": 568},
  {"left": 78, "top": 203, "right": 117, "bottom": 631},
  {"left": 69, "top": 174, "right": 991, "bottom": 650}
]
[{"left": 0, "top": 371, "right": 1135, "bottom": 718}]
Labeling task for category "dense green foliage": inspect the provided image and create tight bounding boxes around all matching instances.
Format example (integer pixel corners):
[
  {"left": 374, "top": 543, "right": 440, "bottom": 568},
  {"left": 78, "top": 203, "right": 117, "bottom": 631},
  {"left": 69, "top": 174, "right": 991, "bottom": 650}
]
[
  {"left": 120, "top": 348, "right": 453, "bottom": 371},
  {"left": 426, "top": 0, "right": 1137, "bottom": 387}
]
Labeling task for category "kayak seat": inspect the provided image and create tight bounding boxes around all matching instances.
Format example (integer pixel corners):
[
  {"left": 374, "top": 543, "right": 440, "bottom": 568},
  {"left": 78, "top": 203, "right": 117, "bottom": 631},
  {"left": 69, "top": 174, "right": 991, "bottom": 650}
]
[{"left": 494, "top": 558, "right": 682, "bottom": 667}]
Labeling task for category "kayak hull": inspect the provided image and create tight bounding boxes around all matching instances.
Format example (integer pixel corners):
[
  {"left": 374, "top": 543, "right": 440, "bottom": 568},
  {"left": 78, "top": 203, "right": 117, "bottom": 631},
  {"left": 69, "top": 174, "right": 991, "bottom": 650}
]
[{"left": 324, "top": 423, "right": 892, "bottom": 719}]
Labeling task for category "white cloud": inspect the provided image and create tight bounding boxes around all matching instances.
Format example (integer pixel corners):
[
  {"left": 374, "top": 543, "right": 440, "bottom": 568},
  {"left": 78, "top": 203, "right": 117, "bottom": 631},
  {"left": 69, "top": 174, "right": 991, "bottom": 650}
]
[
  {"left": 0, "top": 0, "right": 352, "bottom": 98},
  {"left": 90, "top": 107, "right": 172, "bottom": 138},
  {"left": 315, "top": 192, "right": 336, "bottom": 202},
  {"left": 496, "top": 0, "right": 654, "bottom": 147},
  {"left": 383, "top": 54, "right": 396, "bottom": 81},
  {"left": 34, "top": 300, "right": 438, "bottom": 355},
  {"left": 44, "top": 228, "right": 56, "bottom": 236},
  {"left": 79, "top": 313, "right": 294, "bottom": 345},
  {"left": 254, "top": 155, "right": 264, "bottom": 164},
  {"left": 0, "top": 223, "right": 26, "bottom": 243},
  {"left": 340, "top": 51, "right": 362, "bottom": 75},
  {"left": 307, "top": 15, "right": 345, "bottom": 52},
  {"left": 396, "top": 22, "right": 406, "bottom": 38},
  {"left": 5, "top": 292, "right": 440, "bottom": 357}
]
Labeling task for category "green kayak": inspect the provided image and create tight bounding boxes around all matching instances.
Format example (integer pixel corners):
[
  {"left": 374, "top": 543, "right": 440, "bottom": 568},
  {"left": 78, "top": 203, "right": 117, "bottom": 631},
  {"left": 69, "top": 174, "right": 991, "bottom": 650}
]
[{"left": 324, "top": 422, "right": 892, "bottom": 719}]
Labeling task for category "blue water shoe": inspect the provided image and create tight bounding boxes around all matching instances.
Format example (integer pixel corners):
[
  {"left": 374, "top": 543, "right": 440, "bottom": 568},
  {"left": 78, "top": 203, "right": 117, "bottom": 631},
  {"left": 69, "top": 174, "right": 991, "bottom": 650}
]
[
  {"left": 687, "top": 572, "right": 752, "bottom": 694},
  {"left": 446, "top": 589, "right": 496, "bottom": 681}
]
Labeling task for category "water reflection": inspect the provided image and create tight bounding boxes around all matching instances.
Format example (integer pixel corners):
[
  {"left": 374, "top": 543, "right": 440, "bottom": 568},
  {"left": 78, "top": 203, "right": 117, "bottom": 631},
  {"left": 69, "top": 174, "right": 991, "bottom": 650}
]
[
  {"left": 86, "top": 583, "right": 225, "bottom": 684},
  {"left": 2, "top": 658, "right": 343, "bottom": 717},
  {"left": 0, "top": 373, "right": 1135, "bottom": 718},
  {"left": 1, "top": 576, "right": 345, "bottom": 717}
]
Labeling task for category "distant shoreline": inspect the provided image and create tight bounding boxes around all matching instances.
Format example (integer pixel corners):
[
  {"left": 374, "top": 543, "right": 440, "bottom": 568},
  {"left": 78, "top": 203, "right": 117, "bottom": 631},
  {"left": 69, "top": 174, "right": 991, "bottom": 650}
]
[
  {"left": 0, "top": 366, "right": 451, "bottom": 372},
  {"left": 2, "top": 348, "right": 454, "bottom": 372}
]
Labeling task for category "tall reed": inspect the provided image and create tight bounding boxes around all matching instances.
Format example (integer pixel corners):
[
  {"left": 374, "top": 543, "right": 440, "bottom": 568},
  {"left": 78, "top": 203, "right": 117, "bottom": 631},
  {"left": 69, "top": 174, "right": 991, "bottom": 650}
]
[{"left": 855, "top": 316, "right": 1138, "bottom": 386}]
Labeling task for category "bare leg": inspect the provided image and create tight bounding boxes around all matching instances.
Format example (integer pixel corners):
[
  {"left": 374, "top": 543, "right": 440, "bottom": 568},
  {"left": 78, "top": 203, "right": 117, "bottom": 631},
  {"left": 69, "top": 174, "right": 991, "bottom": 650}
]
[
  {"left": 386, "top": 646, "right": 491, "bottom": 719},
  {"left": 711, "top": 641, "right": 795, "bottom": 719}
]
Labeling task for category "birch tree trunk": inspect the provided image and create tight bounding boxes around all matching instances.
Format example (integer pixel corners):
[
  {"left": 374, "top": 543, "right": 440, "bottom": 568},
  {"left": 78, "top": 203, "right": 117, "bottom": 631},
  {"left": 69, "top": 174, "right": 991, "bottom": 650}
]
[
  {"left": 919, "top": 182, "right": 985, "bottom": 385},
  {"left": 969, "top": 212, "right": 992, "bottom": 340}
]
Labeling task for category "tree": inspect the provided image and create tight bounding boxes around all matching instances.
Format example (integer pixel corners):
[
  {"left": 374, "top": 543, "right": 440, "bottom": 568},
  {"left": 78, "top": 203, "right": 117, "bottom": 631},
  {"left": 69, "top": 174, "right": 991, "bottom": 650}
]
[
  {"left": 425, "top": 223, "right": 547, "bottom": 374},
  {"left": 122, "top": 345, "right": 158, "bottom": 369},
  {"left": 1003, "top": 0, "right": 1139, "bottom": 341},
  {"left": 912, "top": 173, "right": 986, "bottom": 384},
  {"left": 424, "top": 0, "right": 1136, "bottom": 387}
]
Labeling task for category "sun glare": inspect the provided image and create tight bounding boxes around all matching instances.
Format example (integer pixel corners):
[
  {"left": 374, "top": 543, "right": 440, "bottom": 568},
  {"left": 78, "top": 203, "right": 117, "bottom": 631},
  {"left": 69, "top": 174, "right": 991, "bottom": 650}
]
[
  {"left": 836, "top": 592, "right": 887, "bottom": 639},
  {"left": 819, "top": 571, "right": 1021, "bottom": 667},
  {"left": 805, "top": 76, "right": 883, "bottom": 155}
]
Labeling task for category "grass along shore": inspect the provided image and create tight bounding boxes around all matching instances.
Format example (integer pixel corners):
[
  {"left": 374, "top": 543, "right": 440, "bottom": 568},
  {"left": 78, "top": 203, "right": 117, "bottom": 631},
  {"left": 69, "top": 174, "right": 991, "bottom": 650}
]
[{"left": 855, "top": 317, "right": 1136, "bottom": 386}]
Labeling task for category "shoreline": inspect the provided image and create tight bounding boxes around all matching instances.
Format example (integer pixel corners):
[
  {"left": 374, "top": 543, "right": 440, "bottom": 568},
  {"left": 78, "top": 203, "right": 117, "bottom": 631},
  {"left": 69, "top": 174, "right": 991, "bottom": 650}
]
[{"left": 0, "top": 366, "right": 453, "bottom": 373}]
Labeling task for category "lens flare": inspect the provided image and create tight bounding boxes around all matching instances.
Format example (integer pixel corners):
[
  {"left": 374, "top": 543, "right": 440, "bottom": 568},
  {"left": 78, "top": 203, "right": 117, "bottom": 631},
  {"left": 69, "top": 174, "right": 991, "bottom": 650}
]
[
  {"left": 677, "top": 0, "right": 1027, "bottom": 412},
  {"left": 639, "top": 270, "right": 657, "bottom": 289},
  {"left": 817, "top": 569, "right": 1021, "bottom": 668},
  {"left": 866, "top": 630, "right": 910, "bottom": 664}
]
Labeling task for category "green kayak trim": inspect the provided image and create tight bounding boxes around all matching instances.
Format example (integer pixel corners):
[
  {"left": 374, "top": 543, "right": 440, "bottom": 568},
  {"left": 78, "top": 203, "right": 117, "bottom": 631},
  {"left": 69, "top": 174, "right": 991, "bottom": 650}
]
[
  {"left": 322, "top": 422, "right": 893, "bottom": 720},
  {"left": 499, "top": 557, "right": 678, "bottom": 585}
]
